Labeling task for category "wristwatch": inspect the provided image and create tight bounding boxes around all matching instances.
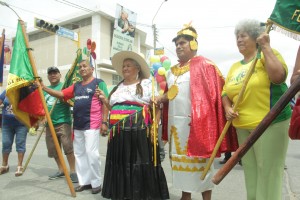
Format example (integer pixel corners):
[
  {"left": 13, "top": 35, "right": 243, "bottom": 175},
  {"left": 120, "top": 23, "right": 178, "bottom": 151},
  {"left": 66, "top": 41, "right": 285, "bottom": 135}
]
[{"left": 102, "top": 121, "right": 108, "bottom": 126}]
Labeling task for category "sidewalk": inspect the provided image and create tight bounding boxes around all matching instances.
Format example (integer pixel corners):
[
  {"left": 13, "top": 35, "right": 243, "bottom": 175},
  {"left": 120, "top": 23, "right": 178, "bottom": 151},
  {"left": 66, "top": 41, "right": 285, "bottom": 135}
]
[{"left": 0, "top": 130, "right": 299, "bottom": 200}]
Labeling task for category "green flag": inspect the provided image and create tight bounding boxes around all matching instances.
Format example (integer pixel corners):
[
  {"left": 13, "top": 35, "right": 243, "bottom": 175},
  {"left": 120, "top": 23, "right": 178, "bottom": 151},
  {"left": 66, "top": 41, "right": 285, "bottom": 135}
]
[
  {"left": 63, "top": 49, "right": 82, "bottom": 106},
  {"left": 268, "top": 0, "right": 300, "bottom": 40},
  {"left": 6, "top": 21, "right": 45, "bottom": 127}
]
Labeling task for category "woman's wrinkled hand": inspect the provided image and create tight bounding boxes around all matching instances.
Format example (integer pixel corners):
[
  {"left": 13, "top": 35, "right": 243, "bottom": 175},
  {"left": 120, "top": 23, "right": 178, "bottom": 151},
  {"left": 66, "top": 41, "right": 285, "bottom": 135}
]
[
  {"left": 225, "top": 107, "right": 239, "bottom": 121},
  {"left": 257, "top": 32, "right": 271, "bottom": 49}
]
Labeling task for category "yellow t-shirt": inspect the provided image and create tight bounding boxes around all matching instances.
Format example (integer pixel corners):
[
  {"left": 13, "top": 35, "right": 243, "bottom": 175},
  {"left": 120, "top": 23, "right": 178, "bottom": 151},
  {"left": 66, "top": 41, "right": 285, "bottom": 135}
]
[{"left": 222, "top": 49, "right": 291, "bottom": 129}]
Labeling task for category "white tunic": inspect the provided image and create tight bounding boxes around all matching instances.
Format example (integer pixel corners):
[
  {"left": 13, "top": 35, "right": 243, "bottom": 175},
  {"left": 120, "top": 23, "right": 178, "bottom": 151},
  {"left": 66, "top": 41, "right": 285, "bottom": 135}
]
[{"left": 167, "top": 69, "right": 214, "bottom": 193}]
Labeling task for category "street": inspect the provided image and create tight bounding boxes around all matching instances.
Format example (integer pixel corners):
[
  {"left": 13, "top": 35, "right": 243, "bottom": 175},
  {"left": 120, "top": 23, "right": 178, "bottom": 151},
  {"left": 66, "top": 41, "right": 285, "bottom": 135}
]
[{"left": 0, "top": 130, "right": 299, "bottom": 200}]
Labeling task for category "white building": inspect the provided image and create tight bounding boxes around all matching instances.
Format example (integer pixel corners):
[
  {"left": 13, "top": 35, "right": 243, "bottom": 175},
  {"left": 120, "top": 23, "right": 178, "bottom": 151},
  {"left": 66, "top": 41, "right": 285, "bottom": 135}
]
[{"left": 2, "top": 6, "right": 152, "bottom": 90}]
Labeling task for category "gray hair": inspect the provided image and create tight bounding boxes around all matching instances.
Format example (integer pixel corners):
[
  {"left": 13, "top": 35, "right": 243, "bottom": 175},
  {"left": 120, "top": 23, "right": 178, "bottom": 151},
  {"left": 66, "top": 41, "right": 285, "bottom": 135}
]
[{"left": 234, "top": 19, "right": 265, "bottom": 40}]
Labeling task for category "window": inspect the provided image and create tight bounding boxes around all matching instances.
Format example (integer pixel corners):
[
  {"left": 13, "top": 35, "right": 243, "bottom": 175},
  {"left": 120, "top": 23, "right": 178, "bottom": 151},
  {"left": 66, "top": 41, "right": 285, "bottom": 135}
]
[{"left": 112, "top": 74, "right": 122, "bottom": 85}]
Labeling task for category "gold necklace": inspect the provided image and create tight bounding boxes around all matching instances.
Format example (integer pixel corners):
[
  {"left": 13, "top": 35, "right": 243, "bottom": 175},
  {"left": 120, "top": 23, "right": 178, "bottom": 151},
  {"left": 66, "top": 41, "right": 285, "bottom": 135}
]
[
  {"left": 171, "top": 64, "right": 190, "bottom": 76},
  {"left": 167, "top": 62, "right": 190, "bottom": 100}
]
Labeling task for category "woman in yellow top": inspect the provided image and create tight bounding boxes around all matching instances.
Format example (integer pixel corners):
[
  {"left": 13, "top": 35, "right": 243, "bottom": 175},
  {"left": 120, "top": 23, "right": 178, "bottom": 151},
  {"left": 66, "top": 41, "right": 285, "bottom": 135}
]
[{"left": 222, "top": 19, "right": 291, "bottom": 200}]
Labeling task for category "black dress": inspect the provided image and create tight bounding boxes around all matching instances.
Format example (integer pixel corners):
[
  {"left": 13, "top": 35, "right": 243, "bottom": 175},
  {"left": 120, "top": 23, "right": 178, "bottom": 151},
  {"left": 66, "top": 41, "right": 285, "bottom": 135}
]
[{"left": 102, "top": 103, "right": 169, "bottom": 200}]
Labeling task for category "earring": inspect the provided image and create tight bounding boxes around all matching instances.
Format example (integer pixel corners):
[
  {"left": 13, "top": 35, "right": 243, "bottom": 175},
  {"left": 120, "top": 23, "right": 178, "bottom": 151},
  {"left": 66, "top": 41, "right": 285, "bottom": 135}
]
[{"left": 190, "top": 40, "right": 198, "bottom": 51}]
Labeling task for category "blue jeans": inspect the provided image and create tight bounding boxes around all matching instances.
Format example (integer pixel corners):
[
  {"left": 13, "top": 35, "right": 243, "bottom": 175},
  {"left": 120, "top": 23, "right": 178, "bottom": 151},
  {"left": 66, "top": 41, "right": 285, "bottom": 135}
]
[{"left": 2, "top": 124, "right": 28, "bottom": 153}]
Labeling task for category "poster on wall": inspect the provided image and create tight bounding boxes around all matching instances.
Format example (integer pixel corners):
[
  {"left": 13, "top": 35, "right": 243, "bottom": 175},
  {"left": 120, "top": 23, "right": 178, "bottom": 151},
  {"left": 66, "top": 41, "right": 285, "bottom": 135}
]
[{"left": 110, "top": 4, "right": 137, "bottom": 57}]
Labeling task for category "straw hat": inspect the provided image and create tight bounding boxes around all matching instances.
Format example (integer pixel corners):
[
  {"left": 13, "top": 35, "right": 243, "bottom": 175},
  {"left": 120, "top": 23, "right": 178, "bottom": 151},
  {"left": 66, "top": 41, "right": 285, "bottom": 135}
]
[{"left": 112, "top": 51, "right": 150, "bottom": 78}]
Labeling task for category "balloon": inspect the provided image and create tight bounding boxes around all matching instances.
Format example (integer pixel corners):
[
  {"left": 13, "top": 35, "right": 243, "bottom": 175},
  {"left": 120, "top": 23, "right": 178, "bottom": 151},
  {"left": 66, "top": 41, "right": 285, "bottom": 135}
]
[
  {"left": 150, "top": 55, "right": 160, "bottom": 64},
  {"left": 158, "top": 67, "right": 166, "bottom": 76},
  {"left": 91, "top": 41, "right": 96, "bottom": 52},
  {"left": 162, "top": 59, "right": 171, "bottom": 70},
  {"left": 87, "top": 39, "right": 91, "bottom": 50},
  {"left": 87, "top": 39, "right": 91, "bottom": 45},
  {"left": 155, "top": 74, "right": 165, "bottom": 83},
  {"left": 159, "top": 90, "right": 164, "bottom": 95},
  {"left": 160, "top": 56, "right": 168, "bottom": 63},
  {"left": 152, "top": 62, "right": 162, "bottom": 71},
  {"left": 159, "top": 81, "right": 167, "bottom": 91},
  {"left": 91, "top": 52, "right": 96, "bottom": 59}
]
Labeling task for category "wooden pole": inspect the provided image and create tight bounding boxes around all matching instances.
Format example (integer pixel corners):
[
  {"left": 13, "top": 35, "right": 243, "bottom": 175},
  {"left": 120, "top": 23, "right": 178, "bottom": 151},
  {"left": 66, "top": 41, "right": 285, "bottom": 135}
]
[
  {"left": 200, "top": 23, "right": 272, "bottom": 180},
  {"left": 19, "top": 20, "right": 76, "bottom": 197},
  {"left": 212, "top": 75, "right": 300, "bottom": 185},
  {"left": 22, "top": 99, "right": 58, "bottom": 173},
  {"left": 22, "top": 50, "right": 81, "bottom": 173}
]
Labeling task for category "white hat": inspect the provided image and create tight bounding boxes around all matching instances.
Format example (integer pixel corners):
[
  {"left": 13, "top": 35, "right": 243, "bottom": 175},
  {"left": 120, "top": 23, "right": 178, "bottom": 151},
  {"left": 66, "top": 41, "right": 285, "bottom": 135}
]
[{"left": 112, "top": 51, "right": 150, "bottom": 78}]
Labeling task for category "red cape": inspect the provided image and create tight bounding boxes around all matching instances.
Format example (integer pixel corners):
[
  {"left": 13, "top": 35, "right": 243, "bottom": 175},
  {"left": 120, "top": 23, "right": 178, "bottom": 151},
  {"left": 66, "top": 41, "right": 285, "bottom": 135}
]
[
  {"left": 188, "top": 56, "right": 238, "bottom": 157},
  {"left": 161, "top": 56, "right": 239, "bottom": 157}
]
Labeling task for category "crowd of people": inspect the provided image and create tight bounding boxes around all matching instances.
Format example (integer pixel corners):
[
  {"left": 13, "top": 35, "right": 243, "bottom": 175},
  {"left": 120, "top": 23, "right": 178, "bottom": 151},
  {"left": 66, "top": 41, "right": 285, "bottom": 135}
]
[{"left": 0, "top": 18, "right": 299, "bottom": 200}]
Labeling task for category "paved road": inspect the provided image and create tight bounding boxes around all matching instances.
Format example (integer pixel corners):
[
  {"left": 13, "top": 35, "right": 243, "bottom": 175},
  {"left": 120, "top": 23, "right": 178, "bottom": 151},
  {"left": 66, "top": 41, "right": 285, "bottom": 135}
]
[{"left": 0, "top": 130, "right": 299, "bottom": 200}]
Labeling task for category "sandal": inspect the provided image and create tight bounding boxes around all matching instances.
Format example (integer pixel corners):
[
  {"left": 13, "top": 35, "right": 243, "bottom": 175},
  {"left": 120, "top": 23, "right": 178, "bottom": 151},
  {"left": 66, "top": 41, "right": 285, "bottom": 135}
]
[
  {"left": 15, "top": 166, "right": 23, "bottom": 177},
  {"left": 0, "top": 165, "right": 9, "bottom": 175}
]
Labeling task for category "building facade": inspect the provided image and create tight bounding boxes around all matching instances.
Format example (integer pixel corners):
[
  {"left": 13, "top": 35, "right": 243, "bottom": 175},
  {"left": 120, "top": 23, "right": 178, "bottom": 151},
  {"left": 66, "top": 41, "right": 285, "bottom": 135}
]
[{"left": 2, "top": 8, "right": 151, "bottom": 90}]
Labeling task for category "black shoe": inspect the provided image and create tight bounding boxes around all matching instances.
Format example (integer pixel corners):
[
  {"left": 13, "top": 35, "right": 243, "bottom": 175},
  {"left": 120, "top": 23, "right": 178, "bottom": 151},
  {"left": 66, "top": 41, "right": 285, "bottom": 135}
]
[
  {"left": 219, "top": 158, "right": 229, "bottom": 164},
  {"left": 91, "top": 186, "right": 102, "bottom": 194},
  {"left": 75, "top": 184, "right": 92, "bottom": 192}
]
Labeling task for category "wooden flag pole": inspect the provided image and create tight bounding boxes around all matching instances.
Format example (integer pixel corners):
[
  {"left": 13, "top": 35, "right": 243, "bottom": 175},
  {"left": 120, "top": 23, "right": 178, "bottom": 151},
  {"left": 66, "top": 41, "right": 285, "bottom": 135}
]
[
  {"left": 22, "top": 50, "right": 81, "bottom": 173},
  {"left": 212, "top": 75, "right": 300, "bottom": 184},
  {"left": 22, "top": 99, "right": 58, "bottom": 173},
  {"left": 19, "top": 20, "right": 76, "bottom": 197},
  {"left": 200, "top": 23, "right": 272, "bottom": 180}
]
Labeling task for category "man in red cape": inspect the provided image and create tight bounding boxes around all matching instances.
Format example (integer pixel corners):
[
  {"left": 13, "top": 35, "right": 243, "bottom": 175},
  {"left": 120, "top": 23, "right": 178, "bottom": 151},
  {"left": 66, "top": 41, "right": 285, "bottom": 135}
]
[{"left": 157, "top": 24, "right": 238, "bottom": 200}]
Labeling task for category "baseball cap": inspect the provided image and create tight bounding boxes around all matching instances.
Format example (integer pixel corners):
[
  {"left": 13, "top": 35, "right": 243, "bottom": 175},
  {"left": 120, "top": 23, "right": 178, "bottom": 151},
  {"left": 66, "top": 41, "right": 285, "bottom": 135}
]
[{"left": 47, "top": 66, "right": 60, "bottom": 74}]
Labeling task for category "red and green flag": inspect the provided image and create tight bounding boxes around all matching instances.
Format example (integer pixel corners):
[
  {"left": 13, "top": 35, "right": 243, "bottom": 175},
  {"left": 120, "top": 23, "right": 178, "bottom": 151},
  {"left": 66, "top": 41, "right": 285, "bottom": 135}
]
[
  {"left": 268, "top": 0, "right": 300, "bottom": 40},
  {"left": 6, "top": 21, "right": 45, "bottom": 128}
]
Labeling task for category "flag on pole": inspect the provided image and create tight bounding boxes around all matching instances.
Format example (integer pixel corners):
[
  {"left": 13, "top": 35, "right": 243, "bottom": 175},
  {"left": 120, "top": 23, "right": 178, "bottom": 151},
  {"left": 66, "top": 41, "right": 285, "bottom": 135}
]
[
  {"left": 268, "top": 0, "right": 300, "bottom": 40},
  {"left": 63, "top": 49, "right": 82, "bottom": 106},
  {"left": 0, "top": 29, "right": 5, "bottom": 86},
  {"left": 6, "top": 21, "right": 45, "bottom": 128}
]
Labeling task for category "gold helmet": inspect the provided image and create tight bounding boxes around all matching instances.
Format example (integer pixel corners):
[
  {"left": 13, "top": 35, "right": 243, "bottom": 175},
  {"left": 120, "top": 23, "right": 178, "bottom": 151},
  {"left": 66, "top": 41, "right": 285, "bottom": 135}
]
[{"left": 173, "top": 21, "right": 198, "bottom": 51}]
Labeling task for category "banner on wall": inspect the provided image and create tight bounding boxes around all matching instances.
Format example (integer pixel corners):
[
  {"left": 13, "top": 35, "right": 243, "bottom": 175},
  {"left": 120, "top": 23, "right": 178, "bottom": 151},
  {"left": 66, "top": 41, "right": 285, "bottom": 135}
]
[{"left": 110, "top": 4, "right": 137, "bottom": 57}]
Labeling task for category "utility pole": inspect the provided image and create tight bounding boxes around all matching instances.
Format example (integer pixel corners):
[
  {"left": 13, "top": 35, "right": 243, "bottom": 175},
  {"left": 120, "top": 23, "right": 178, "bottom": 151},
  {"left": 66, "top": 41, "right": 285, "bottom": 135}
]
[
  {"left": 152, "top": 0, "right": 167, "bottom": 51},
  {"left": 153, "top": 24, "right": 157, "bottom": 49}
]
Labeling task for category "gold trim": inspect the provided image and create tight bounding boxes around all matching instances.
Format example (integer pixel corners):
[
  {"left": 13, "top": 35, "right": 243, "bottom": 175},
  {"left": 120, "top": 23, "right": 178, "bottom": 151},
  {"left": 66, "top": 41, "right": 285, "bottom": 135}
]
[
  {"left": 172, "top": 156, "right": 206, "bottom": 164},
  {"left": 172, "top": 165, "right": 205, "bottom": 172},
  {"left": 170, "top": 125, "right": 187, "bottom": 155},
  {"left": 170, "top": 64, "right": 190, "bottom": 76}
]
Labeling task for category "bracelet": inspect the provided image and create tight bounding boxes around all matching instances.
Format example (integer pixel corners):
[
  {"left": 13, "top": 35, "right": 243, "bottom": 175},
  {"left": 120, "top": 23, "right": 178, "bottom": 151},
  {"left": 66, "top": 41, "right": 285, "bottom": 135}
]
[{"left": 102, "top": 121, "right": 108, "bottom": 126}]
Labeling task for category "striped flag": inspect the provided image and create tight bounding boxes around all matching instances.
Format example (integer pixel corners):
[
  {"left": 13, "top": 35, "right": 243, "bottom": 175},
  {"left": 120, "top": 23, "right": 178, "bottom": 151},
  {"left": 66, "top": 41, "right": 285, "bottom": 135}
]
[{"left": 6, "top": 21, "right": 45, "bottom": 127}]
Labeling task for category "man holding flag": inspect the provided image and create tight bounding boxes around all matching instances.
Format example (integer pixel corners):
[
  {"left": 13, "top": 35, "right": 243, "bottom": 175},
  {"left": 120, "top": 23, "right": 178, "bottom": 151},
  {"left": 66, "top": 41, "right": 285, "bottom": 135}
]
[
  {"left": 44, "top": 66, "right": 78, "bottom": 183},
  {"left": 41, "top": 59, "right": 109, "bottom": 194}
]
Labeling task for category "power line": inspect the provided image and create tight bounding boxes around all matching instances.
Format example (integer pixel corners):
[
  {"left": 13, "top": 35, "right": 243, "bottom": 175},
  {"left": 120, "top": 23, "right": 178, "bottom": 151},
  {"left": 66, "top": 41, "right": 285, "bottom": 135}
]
[{"left": 54, "top": 0, "right": 95, "bottom": 13}]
